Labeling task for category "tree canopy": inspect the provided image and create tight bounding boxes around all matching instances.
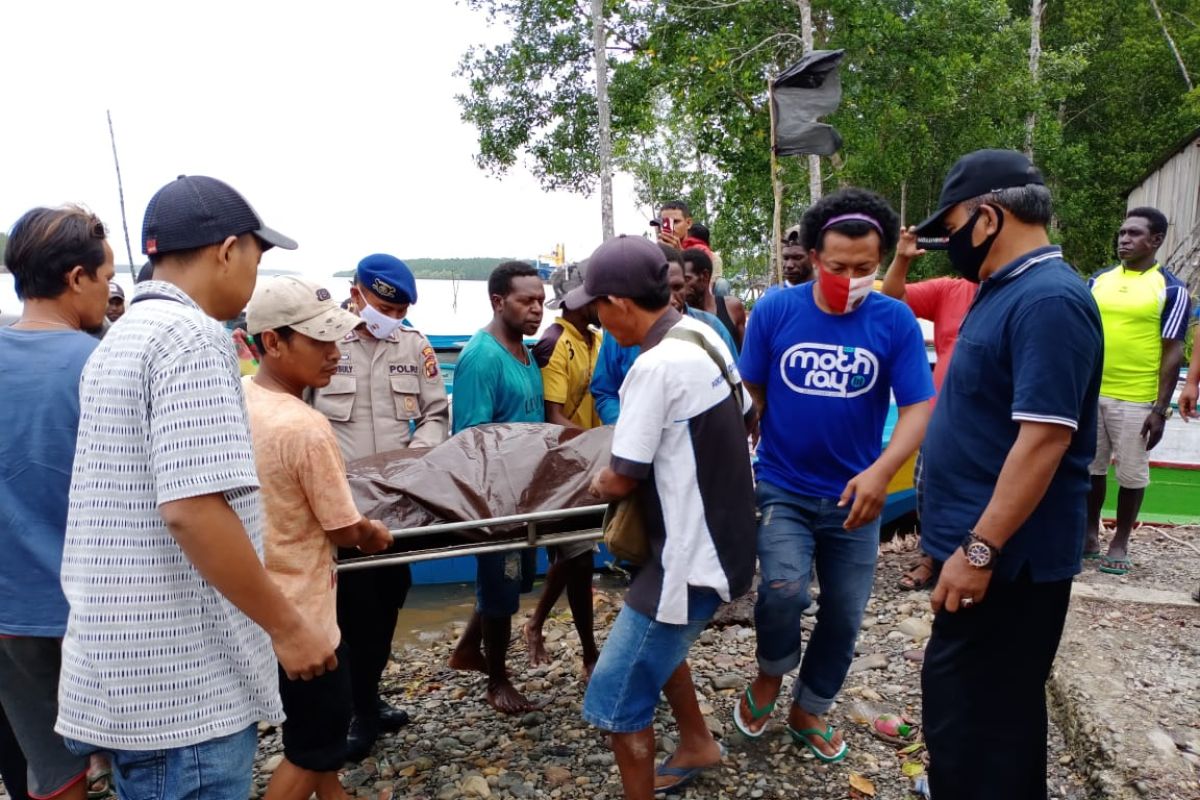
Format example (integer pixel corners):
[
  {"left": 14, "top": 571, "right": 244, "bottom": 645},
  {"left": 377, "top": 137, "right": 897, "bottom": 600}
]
[{"left": 457, "top": 0, "right": 1200, "bottom": 286}]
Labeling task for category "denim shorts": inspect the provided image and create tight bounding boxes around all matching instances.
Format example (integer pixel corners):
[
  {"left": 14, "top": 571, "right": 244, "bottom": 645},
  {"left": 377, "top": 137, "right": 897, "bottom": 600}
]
[
  {"left": 475, "top": 549, "right": 537, "bottom": 617},
  {"left": 582, "top": 587, "right": 721, "bottom": 733},
  {"left": 64, "top": 724, "right": 257, "bottom": 800}
]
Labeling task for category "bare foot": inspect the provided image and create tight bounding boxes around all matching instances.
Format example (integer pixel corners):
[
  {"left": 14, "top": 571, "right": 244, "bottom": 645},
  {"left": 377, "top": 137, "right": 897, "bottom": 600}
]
[
  {"left": 581, "top": 656, "right": 597, "bottom": 684},
  {"left": 522, "top": 620, "right": 550, "bottom": 667},
  {"left": 653, "top": 736, "right": 722, "bottom": 790},
  {"left": 485, "top": 680, "right": 536, "bottom": 714},
  {"left": 788, "top": 706, "right": 844, "bottom": 758},
  {"left": 447, "top": 643, "right": 487, "bottom": 674},
  {"left": 737, "top": 675, "right": 782, "bottom": 735}
]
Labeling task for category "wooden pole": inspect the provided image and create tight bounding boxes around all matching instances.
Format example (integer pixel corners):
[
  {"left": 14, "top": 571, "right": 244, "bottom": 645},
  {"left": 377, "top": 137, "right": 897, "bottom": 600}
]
[
  {"left": 799, "top": 0, "right": 822, "bottom": 203},
  {"left": 769, "top": 80, "right": 784, "bottom": 286},
  {"left": 106, "top": 110, "right": 137, "bottom": 280},
  {"left": 768, "top": 82, "right": 787, "bottom": 286}
]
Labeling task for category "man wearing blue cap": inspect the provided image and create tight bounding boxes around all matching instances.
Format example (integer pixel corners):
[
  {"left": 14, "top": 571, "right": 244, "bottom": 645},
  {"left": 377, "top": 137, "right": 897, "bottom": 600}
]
[{"left": 313, "top": 253, "right": 449, "bottom": 760}]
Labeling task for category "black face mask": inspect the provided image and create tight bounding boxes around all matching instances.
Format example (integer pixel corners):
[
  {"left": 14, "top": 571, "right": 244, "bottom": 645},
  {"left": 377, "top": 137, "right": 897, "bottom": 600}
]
[{"left": 948, "top": 207, "right": 1004, "bottom": 283}]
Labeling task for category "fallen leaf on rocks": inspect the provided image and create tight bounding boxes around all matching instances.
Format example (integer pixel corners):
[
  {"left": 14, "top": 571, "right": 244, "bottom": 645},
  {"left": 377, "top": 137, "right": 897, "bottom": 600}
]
[
  {"left": 898, "top": 741, "right": 925, "bottom": 756},
  {"left": 849, "top": 773, "right": 876, "bottom": 796},
  {"left": 902, "top": 761, "right": 926, "bottom": 778}
]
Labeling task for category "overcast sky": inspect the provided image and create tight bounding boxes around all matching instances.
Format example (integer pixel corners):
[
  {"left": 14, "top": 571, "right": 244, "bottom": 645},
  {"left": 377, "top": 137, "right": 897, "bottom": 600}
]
[{"left": 0, "top": 1, "right": 649, "bottom": 278}]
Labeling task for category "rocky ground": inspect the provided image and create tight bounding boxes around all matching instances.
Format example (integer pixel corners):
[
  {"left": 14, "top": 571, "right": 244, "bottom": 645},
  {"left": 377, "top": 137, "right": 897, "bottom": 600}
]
[
  {"left": 244, "top": 526, "right": 1116, "bottom": 800},
  {"left": 1050, "top": 524, "right": 1200, "bottom": 800},
  {"left": 3, "top": 527, "right": 1190, "bottom": 800}
]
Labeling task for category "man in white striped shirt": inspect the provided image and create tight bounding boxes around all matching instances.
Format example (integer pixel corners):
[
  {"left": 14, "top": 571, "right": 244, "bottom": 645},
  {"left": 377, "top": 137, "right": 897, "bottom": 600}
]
[{"left": 57, "top": 176, "right": 332, "bottom": 800}]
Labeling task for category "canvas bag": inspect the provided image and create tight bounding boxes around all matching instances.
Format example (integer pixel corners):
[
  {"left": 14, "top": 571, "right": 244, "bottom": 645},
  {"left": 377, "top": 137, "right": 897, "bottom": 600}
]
[{"left": 602, "top": 325, "right": 744, "bottom": 563}]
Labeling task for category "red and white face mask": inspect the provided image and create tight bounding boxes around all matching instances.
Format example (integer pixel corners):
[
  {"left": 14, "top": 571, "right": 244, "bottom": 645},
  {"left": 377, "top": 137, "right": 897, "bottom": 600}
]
[{"left": 816, "top": 263, "right": 875, "bottom": 314}]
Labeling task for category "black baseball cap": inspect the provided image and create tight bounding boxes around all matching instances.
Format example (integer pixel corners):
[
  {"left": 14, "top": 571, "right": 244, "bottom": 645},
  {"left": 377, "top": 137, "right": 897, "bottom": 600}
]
[
  {"left": 564, "top": 235, "right": 667, "bottom": 308},
  {"left": 141, "top": 175, "right": 298, "bottom": 256},
  {"left": 915, "top": 149, "right": 1045, "bottom": 235}
]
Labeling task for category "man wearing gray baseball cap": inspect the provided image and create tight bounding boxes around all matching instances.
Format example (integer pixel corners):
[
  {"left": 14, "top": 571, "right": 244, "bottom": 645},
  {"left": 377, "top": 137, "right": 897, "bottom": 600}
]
[
  {"left": 243, "top": 276, "right": 393, "bottom": 800},
  {"left": 576, "top": 235, "right": 757, "bottom": 797}
]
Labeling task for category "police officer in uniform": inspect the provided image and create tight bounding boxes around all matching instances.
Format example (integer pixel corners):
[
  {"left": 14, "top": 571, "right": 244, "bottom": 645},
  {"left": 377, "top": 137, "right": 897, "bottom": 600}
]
[{"left": 313, "top": 253, "right": 450, "bottom": 761}]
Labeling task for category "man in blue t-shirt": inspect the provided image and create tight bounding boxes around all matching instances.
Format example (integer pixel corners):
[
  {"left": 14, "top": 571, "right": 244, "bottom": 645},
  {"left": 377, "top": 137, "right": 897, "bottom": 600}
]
[
  {"left": 447, "top": 261, "right": 546, "bottom": 715},
  {"left": 733, "top": 189, "right": 933, "bottom": 763},
  {"left": 913, "top": 150, "right": 1102, "bottom": 798},
  {"left": 0, "top": 205, "right": 114, "bottom": 800}
]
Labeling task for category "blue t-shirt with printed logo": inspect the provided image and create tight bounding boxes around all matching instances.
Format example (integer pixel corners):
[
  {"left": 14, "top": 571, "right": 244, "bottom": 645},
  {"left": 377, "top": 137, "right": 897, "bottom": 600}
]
[
  {"left": 739, "top": 284, "right": 934, "bottom": 498},
  {"left": 452, "top": 329, "right": 545, "bottom": 433}
]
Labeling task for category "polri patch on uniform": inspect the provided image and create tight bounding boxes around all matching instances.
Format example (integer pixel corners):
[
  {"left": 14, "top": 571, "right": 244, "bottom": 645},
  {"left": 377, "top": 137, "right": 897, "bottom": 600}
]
[{"left": 421, "top": 345, "right": 439, "bottom": 378}]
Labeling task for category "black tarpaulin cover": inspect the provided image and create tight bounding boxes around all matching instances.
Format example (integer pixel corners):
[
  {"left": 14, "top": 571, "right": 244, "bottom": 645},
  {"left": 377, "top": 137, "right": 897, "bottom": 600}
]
[
  {"left": 772, "top": 49, "right": 846, "bottom": 157},
  {"left": 345, "top": 423, "right": 612, "bottom": 547}
]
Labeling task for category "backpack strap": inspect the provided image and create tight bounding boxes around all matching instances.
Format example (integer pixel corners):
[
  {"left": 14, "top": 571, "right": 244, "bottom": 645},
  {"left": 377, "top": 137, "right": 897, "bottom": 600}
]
[{"left": 664, "top": 326, "right": 744, "bottom": 415}]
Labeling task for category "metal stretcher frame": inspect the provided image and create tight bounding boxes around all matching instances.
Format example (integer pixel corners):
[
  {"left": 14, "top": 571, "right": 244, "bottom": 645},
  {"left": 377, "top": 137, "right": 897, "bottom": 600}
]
[{"left": 336, "top": 504, "right": 608, "bottom": 573}]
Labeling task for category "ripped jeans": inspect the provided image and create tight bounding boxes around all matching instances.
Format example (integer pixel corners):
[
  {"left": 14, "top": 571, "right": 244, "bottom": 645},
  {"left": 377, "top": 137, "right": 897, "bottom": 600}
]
[{"left": 753, "top": 479, "right": 879, "bottom": 716}]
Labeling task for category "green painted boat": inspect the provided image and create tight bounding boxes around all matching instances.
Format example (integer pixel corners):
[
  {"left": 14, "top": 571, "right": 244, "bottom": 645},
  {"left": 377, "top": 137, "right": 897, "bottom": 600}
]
[{"left": 1100, "top": 464, "right": 1200, "bottom": 525}]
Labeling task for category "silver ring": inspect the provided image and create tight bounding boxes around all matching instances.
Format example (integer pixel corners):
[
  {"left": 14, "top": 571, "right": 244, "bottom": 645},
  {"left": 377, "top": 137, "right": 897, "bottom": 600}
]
[{"left": 961, "top": 597, "right": 975, "bottom": 608}]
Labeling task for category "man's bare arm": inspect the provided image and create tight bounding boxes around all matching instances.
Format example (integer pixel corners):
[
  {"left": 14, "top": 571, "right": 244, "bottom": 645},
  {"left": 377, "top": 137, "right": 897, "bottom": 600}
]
[
  {"left": 932, "top": 421, "right": 1072, "bottom": 613},
  {"left": 160, "top": 493, "right": 336, "bottom": 680}
]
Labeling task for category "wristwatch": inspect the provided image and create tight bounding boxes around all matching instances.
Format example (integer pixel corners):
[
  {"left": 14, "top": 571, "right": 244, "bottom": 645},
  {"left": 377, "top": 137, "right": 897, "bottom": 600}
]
[
  {"left": 961, "top": 531, "right": 1001, "bottom": 569},
  {"left": 1151, "top": 404, "right": 1173, "bottom": 420}
]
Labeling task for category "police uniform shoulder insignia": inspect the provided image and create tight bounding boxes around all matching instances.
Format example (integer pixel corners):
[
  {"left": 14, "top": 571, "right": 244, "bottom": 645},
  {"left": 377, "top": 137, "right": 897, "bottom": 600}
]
[{"left": 421, "top": 344, "right": 439, "bottom": 378}]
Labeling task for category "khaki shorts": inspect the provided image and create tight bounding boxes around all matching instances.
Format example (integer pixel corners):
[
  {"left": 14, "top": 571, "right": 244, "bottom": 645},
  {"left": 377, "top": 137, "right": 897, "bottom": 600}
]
[
  {"left": 552, "top": 540, "right": 598, "bottom": 562},
  {"left": 1088, "top": 396, "right": 1152, "bottom": 489}
]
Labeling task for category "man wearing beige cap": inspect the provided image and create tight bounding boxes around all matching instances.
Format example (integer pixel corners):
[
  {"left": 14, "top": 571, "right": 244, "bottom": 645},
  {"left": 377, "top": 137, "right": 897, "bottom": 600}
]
[{"left": 243, "top": 276, "right": 393, "bottom": 800}]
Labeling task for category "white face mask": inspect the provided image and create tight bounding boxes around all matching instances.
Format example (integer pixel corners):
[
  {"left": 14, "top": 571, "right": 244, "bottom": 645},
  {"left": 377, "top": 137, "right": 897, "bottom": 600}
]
[{"left": 359, "top": 302, "right": 404, "bottom": 339}]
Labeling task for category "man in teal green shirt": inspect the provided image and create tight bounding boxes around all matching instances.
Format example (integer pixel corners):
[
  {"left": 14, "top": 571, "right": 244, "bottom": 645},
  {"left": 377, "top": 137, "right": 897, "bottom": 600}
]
[{"left": 448, "top": 262, "right": 546, "bottom": 714}]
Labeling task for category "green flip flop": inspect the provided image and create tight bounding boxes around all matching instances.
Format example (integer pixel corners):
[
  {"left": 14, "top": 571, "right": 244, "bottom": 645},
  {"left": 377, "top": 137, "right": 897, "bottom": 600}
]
[
  {"left": 788, "top": 723, "right": 849, "bottom": 763},
  {"left": 1099, "top": 555, "right": 1132, "bottom": 575},
  {"left": 1082, "top": 551, "right": 1102, "bottom": 561},
  {"left": 732, "top": 686, "right": 775, "bottom": 739}
]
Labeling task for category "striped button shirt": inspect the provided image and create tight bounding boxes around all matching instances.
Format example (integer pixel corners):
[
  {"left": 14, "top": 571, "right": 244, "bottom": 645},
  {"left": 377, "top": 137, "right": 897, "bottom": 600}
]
[{"left": 57, "top": 281, "right": 282, "bottom": 750}]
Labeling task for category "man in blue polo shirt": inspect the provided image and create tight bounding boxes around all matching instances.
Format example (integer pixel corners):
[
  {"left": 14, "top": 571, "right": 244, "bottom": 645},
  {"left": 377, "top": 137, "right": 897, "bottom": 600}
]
[{"left": 914, "top": 150, "right": 1103, "bottom": 799}]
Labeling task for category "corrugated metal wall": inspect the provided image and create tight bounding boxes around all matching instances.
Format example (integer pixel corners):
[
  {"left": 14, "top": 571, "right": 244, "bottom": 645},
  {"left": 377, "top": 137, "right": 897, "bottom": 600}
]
[{"left": 1127, "top": 137, "right": 1200, "bottom": 287}]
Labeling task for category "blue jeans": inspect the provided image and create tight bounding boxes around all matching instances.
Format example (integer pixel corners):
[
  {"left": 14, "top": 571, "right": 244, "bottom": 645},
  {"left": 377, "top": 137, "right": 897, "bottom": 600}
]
[
  {"left": 582, "top": 587, "right": 721, "bottom": 733},
  {"left": 753, "top": 479, "right": 879, "bottom": 715},
  {"left": 64, "top": 725, "right": 257, "bottom": 800}
]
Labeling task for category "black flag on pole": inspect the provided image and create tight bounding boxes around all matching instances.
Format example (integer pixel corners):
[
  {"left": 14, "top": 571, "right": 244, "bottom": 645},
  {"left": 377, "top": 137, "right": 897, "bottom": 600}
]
[{"left": 771, "top": 49, "right": 846, "bottom": 157}]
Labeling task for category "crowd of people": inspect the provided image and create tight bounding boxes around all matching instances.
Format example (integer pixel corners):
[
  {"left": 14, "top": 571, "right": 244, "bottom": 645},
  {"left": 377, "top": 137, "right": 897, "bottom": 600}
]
[{"left": 0, "top": 147, "right": 1194, "bottom": 800}]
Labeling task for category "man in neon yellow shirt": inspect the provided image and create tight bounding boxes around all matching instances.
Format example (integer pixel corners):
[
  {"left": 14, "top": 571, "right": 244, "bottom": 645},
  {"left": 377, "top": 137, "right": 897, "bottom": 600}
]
[{"left": 1085, "top": 207, "right": 1190, "bottom": 574}]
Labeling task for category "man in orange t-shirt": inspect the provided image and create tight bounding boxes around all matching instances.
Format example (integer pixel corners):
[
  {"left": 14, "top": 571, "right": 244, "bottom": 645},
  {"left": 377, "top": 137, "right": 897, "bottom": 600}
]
[
  {"left": 243, "top": 276, "right": 392, "bottom": 800},
  {"left": 881, "top": 227, "right": 976, "bottom": 590}
]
